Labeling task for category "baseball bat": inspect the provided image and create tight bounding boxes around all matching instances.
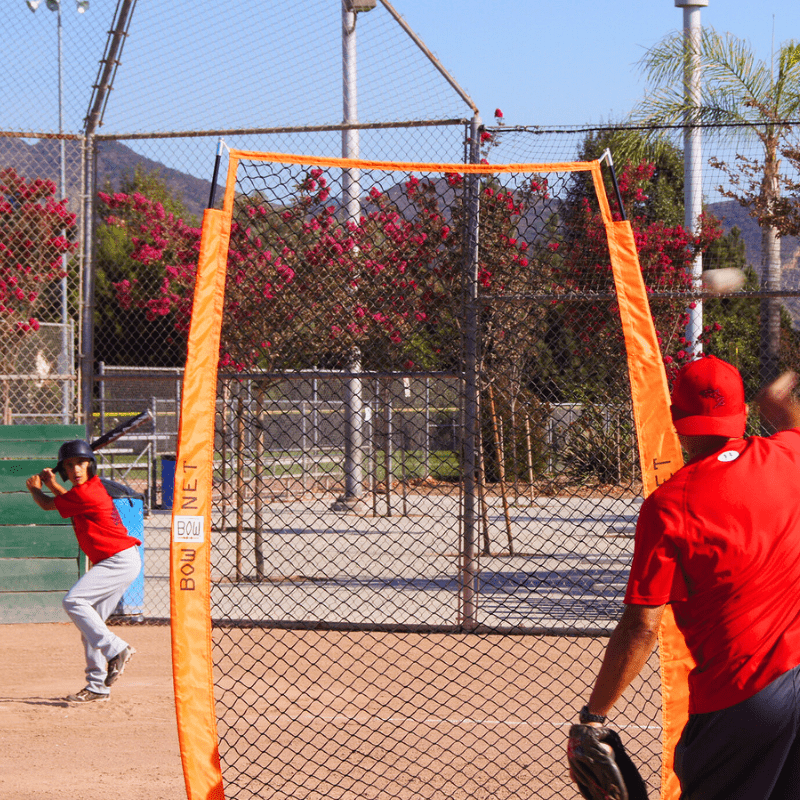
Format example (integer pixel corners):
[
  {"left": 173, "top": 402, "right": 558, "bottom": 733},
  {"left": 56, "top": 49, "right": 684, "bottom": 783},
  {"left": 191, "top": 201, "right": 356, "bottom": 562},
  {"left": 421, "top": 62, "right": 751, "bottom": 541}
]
[
  {"left": 85, "top": 408, "right": 154, "bottom": 454},
  {"left": 2, "top": 409, "right": 154, "bottom": 493}
]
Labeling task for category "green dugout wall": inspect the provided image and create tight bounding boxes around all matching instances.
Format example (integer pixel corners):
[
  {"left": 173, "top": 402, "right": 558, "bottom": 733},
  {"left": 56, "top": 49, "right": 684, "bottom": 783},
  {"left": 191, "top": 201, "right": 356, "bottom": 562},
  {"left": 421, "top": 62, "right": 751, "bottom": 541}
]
[{"left": 0, "top": 425, "right": 85, "bottom": 623}]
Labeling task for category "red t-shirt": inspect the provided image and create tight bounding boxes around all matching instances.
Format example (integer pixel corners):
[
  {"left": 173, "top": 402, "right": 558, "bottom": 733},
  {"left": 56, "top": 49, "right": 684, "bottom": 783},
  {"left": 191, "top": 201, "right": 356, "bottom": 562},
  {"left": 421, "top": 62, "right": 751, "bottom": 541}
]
[
  {"left": 54, "top": 475, "right": 142, "bottom": 564},
  {"left": 626, "top": 429, "right": 800, "bottom": 714}
]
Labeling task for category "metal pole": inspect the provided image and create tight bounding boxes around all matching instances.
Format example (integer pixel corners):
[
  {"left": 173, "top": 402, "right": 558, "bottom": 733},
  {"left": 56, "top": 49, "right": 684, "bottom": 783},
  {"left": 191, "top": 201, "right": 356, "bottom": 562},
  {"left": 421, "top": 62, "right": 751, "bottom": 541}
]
[
  {"left": 80, "top": 133, "right": 96, "bottom": 433},
  {"left": 460, "top": 115, "right": 482, "bottom": 630},
  {"left": 676, "top": 0, "right": 708, "bottom": 356},
  {"left": 57, "top": 2, "right": 70, "bottom": 422},
  {"left": 338, "top": 348, "right": 364, "bottom": 506},
  {"left": 377, "top": 0, "right": 478, "bottom": 114},
  {"left": 424, "top": 377, "right": 430, "bottom": 479},
  {"left": 333, "top": 0, "right": 367, "bottom": 510},
  {"left": 98, "top": 360, "right": 105, "bottom": 434},
  {"left": 208, "top": 137, "right": 224, "bottom": 209},
  {"left": 83, "top": 0, "right": 137, "bottom": 134},
  {"left": 341, "top": 0, "right": 361, "bottom": 220},
  {"left": 384, "top": 381, "right": 392, "bottom": 517},
  {"left": 81, "top": 0, "right": 138, "bottom": 434},
  {"left": 150, "top": 395, "right": 158, "bottom": 509}
]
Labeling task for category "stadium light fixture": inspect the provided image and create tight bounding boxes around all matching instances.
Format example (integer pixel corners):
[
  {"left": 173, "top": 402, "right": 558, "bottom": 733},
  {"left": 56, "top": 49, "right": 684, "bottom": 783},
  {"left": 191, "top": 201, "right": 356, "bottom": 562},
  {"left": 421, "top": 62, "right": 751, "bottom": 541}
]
[
  {"left": 344, "top": 0, "right": 377, "bottom": 12},
  {"left": 26, "top": 1, "right": 89, "bottom": 12}
]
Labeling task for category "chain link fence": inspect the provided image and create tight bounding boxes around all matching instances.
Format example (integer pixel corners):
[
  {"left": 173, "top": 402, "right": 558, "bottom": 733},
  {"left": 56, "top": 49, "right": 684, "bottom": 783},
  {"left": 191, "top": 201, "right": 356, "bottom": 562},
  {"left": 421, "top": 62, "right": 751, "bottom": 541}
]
[{"left": 3, "top": 3, "right": 800, "bottom": 799}]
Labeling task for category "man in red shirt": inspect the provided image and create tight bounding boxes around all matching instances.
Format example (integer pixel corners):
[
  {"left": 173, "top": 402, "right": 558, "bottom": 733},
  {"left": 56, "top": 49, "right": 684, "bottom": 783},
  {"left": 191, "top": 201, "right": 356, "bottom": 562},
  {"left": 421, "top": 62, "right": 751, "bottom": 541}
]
[
  {"left": 27, "top": 440, "right": 142, "bottom": 703},
  {"left": 576, "top": 356, "right": 800, "bottom": 799}
]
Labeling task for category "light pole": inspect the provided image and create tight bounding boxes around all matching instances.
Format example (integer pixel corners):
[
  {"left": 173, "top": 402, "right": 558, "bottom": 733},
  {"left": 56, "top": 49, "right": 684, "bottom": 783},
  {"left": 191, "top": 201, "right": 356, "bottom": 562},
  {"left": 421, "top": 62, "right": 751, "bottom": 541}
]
[
  {"left": 26, "top": 0, "right": 87, "bottom": 422},
  {"left": 334, "top": 0, "right": 375, "bottom": 511},
  {"left": 675, "top": 0, "right": 708, "bottom": 358},
  {"left": 342, "top": 0, "right": 375, "bottom": 218}
]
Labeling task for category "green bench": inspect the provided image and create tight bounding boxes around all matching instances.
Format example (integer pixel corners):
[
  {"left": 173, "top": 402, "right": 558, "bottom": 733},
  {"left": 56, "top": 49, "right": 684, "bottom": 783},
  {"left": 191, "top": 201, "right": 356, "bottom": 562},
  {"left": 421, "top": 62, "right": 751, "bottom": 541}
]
[{"left": 0, "top": 425, "right": 86, "bottom": 623}]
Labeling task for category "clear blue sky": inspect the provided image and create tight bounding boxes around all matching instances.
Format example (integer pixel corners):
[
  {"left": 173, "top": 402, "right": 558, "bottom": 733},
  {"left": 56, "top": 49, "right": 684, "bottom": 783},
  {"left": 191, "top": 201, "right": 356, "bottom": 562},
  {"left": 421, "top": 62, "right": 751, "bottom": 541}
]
[
  {"left": 9, "top": 0, "right": 800, "bottom": 133},
  {"left": 397, "top": 0, "right": 800, "bottom": 125},
  {"left": 6, "top": 0, "right": 800, "bottom": 184}
]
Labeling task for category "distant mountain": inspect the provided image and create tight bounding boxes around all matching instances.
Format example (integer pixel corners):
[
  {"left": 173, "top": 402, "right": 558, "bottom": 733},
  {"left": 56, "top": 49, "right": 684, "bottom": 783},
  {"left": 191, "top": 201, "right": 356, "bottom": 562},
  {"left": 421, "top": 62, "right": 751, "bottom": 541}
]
[
  {"left": 708, "top": 199, "right": 800, "bottom": 325},
  {"left": 707, "top": 200, "right": 800, "bottom": 273},
  {"left": 0, "top": 137, "right": 221, "bottom": 222},
  {"left": 95, "top": 141, "right": 221, "bottom": 221}
]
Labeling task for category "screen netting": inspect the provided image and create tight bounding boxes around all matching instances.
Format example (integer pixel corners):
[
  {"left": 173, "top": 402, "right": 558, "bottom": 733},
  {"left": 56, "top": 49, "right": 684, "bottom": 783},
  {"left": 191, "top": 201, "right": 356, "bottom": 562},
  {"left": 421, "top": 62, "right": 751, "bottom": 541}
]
[{"left": 172, "top": 152, "right": 679, "bottom": 799}]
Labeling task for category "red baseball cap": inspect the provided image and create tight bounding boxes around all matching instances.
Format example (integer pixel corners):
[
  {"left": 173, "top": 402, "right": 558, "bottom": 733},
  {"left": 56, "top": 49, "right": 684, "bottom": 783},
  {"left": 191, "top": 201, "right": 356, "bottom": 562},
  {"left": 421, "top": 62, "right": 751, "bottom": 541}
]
[{"left": 670, "top": 355, "right": 747, "bottom": 437}]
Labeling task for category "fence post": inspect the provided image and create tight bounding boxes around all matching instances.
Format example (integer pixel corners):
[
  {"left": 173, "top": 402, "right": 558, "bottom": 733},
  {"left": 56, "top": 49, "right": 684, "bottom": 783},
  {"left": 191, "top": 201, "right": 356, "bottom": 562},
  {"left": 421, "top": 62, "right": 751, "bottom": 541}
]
[
  {"left": 254, "top": 383, "right": 265, "bottom": 580},
  {"left": 79, "top": 133, "right": 97, "bottom": 434},
  {"left": 150, "top": 395, "right": 158, "bottom": 509},
  {"left": 333, "top": 349, "right": 364, "bottom": 510},
  {"left": 98, "top": 361, "right": 105, "bottom": 435},
  {"left": 384, "top": 379, "right": 393, "bottom": 517},
  {"left": 460, "top": 114, "right": 482, "bottom": 630}
]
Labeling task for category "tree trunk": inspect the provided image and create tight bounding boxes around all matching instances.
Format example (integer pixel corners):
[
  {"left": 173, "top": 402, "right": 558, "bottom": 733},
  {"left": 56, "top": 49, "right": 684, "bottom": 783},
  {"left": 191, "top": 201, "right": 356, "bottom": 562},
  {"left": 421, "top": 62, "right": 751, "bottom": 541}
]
[
  {"left": 760, "top": 141, "right": 782, "bottom": 387},
  {"left": 760, "top": 222, "right": 782, "bottom": 386}
]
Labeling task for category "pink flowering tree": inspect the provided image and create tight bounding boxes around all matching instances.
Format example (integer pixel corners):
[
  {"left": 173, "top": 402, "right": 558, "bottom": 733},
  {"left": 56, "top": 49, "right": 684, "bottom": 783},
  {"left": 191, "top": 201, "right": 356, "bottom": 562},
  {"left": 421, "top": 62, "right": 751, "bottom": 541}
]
[
  {"left": 557, "top": 161, "right": 724, "bottom": 383},
  {"left": 95, "top": 169, "right": 202, "bottom": 366},
  {"left": 215, "top": 168, "right": 448, "bottom": 372},
  {"left": 97, "top": 191, "right": 200, "bottom": 366},
  {"left": 0, "top": 167, "right": 77, "bottom": 422},
  {"left": 542, "top": 157, "right": 729, "bottom": 483},
  {"left": 97, "top": 168, "right": 468, "bottom": 373}
]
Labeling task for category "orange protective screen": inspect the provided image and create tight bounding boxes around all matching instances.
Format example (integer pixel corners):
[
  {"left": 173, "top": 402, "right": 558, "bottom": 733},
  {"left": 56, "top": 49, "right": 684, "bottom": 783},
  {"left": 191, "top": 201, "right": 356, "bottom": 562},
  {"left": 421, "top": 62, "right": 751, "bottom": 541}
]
[
  {"left": 602, "top": 213, "right": 692, "bottom": 800},
  {"left": 170, "top": 207, "right": 229, "bottom": 800},
  {"left": 170, "top": 153, "right": 691, "bottom": 800}
]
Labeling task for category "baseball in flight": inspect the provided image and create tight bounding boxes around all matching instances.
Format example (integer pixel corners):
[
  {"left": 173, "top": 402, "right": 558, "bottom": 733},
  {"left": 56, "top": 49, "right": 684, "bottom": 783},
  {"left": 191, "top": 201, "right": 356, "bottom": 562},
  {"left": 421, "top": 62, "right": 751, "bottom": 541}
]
[{"left": 701, "top": 267, "right": 746, "bottom": 295}]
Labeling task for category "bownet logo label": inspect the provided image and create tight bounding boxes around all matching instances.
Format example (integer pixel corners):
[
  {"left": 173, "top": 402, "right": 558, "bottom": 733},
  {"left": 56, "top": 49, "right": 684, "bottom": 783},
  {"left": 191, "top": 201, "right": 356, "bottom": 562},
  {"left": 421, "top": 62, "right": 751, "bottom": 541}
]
[{"left": 173, "top": 515, "right": 205, "bottom": 543}]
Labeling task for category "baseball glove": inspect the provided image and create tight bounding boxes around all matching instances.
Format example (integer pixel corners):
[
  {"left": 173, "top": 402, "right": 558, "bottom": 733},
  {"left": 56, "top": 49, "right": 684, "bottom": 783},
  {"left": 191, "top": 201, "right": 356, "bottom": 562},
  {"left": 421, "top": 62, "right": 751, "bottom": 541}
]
[{"left": 567, "top": 724, "right": 648, "bottom": 800}]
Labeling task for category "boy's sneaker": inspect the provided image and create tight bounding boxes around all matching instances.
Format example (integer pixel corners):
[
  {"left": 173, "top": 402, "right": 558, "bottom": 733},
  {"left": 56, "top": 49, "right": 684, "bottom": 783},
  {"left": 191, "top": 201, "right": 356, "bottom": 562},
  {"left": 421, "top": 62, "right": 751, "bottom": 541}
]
[
  {"left": 105, "top": 645, "right": 136, "bottom": 687},
  {"left": 67, "top": 688, "right": 109, "bottom": 703}
]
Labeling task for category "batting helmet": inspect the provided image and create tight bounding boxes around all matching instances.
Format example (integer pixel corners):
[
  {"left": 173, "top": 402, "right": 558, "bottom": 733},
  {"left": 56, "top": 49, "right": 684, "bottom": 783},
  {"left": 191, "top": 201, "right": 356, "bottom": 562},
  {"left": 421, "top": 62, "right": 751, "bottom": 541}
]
[{"left": 56, "top": 439, "right": 97, "bottom": 481}]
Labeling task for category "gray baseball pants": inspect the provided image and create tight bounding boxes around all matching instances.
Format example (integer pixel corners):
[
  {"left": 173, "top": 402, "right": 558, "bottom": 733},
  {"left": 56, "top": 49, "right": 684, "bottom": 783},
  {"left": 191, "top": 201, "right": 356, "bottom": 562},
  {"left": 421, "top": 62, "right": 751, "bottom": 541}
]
[{"left": 62, "top": 546, "right": 141, "bottom": 695}]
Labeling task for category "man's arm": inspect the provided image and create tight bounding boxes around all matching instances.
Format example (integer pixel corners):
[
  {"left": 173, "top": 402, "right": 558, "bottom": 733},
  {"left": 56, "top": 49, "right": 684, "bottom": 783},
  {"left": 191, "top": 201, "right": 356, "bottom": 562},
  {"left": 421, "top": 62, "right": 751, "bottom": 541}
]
[
  {"left": 757, "top": 371, "right": 800, "bottom": 431},
  {"left": 584, "top": 603, "right": 665, "bottom": 719}
]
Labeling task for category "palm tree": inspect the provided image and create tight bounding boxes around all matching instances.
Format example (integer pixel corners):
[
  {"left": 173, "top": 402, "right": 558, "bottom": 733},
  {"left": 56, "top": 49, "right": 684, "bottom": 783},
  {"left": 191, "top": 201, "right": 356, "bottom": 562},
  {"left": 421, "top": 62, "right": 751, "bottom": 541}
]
[{"left": 634, "top": 28, "right": 800, "bottom": 384}]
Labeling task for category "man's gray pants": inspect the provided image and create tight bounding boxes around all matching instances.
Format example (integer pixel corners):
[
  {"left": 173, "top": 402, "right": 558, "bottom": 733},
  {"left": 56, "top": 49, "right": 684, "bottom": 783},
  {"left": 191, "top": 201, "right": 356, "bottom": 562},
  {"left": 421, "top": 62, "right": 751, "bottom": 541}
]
[{"left": 62, "top": 546, "right": 141, "bottom": 695}]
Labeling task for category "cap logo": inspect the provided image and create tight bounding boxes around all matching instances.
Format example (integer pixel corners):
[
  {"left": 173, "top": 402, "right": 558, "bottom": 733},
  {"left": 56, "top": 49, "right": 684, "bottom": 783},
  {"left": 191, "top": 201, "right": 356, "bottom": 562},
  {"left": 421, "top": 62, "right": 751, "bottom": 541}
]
[{"left": 699, "top": 387, "right": 725, "bottom": 408}]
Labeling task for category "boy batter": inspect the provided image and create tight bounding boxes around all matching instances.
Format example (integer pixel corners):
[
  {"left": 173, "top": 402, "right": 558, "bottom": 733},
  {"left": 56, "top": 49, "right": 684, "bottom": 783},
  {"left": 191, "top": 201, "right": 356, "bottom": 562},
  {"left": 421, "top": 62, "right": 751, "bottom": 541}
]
[{"left": 26, "top": 439, "right": 141, "bottom": 703}]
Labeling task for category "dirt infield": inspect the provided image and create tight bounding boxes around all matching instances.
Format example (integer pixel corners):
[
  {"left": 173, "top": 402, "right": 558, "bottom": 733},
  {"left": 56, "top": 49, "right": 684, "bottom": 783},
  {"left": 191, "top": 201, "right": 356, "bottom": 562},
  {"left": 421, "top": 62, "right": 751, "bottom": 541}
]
[
  {"left": 212, "top": 628, "right": 662, "bottom": 800},
  {"left": 0, "top": 622, "right": 662, "bottom": 800},
  {"left": 0, "top": 622, "right": 185, "bottom": 800}
]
